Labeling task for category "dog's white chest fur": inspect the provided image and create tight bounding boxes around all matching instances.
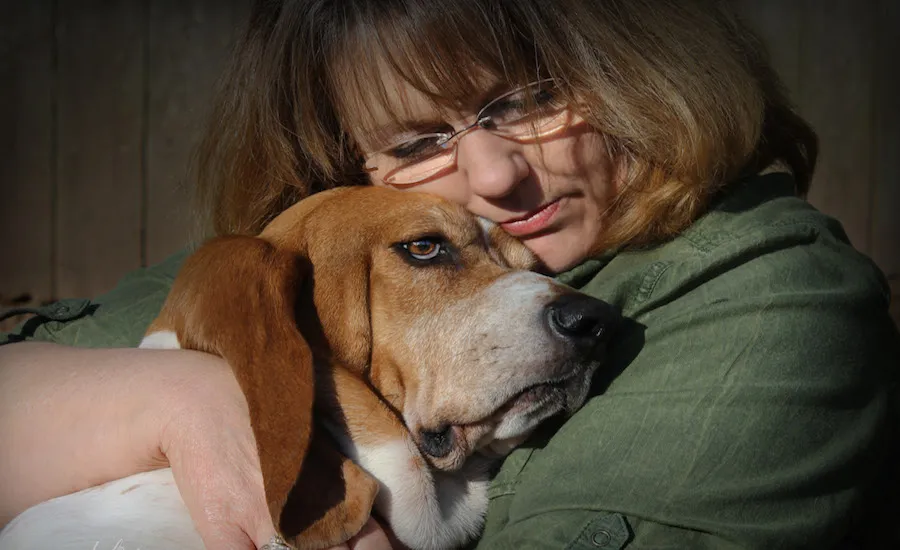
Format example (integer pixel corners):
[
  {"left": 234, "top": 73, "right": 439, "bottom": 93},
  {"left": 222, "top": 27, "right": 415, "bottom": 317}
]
[
  {"left": 0, "top": 468, "right": 203, "bottom": 550},
  {"left": 333, "top": 435, "right": 494, "bottom": 550}
]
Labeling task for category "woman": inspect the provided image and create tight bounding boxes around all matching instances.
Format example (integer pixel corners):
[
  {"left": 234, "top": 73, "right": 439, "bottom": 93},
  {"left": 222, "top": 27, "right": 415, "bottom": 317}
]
[{"left": 2, "top": 0, "right": 898, "bottom": 548}]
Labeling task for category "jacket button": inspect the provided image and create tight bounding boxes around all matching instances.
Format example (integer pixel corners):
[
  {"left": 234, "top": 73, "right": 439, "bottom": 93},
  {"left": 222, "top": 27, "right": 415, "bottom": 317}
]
[{"left": 591, "top": 529, "right": 612, "bottom": 547}]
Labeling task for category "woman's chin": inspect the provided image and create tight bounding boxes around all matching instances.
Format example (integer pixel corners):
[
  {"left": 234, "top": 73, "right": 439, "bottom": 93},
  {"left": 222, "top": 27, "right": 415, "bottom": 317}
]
[{"left": 516, "top": 196, "right": 603, "bottom": 273}]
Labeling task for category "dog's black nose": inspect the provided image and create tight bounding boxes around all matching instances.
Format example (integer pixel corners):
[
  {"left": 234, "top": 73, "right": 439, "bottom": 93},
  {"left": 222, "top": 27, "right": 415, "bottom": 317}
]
[{"left": 545, "top": 293, "right": 618, "bottom": 352}]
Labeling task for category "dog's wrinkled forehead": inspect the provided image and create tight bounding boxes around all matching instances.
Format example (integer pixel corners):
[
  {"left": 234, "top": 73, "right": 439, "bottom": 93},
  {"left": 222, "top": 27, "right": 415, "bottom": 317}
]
[
  {"left": 264, "top": 186, "right": 537, "bottom": 271},
  {"left": 318, "top": 189, "right": 535, "bottom": 271},
  {"left": 325, "top": 189, "right": 480, "bottom": 246},
  {"left": 262, "top": 186, "right": 539, "bottom": 370}
]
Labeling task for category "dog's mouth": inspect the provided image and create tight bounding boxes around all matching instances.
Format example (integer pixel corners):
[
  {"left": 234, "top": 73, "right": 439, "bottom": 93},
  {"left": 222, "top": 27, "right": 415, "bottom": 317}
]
[
  {"left": 497, "top": 373, "right": 577, "bottom": 416},
  {"left": 481, "top": 364, "right": 594, "bottom": 439},
  {"left": 415, "top": 363, "right": 596, "bottom": 471}
]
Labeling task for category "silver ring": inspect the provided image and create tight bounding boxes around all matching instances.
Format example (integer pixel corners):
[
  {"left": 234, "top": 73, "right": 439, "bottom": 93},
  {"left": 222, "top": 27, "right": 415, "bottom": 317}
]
[{"left": 260, "top": 535, "right": 293, "bottom": 550}]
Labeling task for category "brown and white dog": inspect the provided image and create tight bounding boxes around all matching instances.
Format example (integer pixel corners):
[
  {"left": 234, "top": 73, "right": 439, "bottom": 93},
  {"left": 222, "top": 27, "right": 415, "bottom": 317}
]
[{"left": 0, "top": 187, "right": 617, "bottom": 550}]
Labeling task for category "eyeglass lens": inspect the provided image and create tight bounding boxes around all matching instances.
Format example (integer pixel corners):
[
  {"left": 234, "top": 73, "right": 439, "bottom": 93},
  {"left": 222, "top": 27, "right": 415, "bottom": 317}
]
[{"left": 367, "top": 80, "right": 570, "bottom": 186}]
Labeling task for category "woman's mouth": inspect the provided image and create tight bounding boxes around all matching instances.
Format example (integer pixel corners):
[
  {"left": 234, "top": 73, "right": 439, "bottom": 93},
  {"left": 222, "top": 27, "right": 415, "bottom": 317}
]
[{"left": 499, "top": 199, "right": 562, "bottom": 237}]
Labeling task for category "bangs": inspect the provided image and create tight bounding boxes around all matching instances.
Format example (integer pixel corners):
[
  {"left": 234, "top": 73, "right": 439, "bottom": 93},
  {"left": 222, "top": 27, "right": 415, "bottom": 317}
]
[{"left": 321, "top": 1, "right": 548, "bottom": 153}]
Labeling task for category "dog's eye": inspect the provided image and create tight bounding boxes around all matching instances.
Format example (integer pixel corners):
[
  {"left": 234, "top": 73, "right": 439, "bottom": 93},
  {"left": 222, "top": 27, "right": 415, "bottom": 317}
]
[
  {"left": 393, "top": 236, "right": 455, "bottom": 266},
  {"left": 403, "top": 239, "right": 444, "bottom": 261}
]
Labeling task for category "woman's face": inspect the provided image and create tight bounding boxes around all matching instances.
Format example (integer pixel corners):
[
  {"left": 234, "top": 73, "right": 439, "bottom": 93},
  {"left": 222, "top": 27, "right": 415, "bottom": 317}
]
[{"left": 357, "top": 77, "right": 620, "bottom": 273}]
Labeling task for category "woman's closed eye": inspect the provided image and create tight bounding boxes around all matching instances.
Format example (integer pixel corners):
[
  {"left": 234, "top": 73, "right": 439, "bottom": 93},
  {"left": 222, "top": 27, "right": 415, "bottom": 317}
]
[
  {"left": 389, "top": 133, "right": 451, "bottom": 160},
  {"left": 380, "top": 81, "right": 560, "bottom": 161}
]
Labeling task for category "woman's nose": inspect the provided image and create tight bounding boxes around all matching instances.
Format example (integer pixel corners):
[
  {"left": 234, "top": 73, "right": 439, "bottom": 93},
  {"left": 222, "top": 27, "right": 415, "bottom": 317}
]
[{"left": 455, "top": 129, "right": 529, "bottom": 199}]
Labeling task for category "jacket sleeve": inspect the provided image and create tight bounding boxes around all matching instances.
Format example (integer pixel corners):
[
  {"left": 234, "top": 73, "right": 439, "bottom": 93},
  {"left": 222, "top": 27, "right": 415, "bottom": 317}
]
[
  {"left": 0, "top": 250, "right": 188, "bottom": 348},
  {"left": 476, "top": 223, "right": 900, "bottom": 550}
]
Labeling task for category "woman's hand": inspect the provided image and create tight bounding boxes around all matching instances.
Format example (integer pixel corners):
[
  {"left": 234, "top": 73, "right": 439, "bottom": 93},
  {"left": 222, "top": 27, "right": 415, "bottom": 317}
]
[
  {"left": 154, "top": 348, "right": 397, "bottom": 549},
  {"left": 160, "top": 352, "right": 400, "bottom": 550},
  {"left": 159, "top": 347, "right": 278, "bottom": 549}
]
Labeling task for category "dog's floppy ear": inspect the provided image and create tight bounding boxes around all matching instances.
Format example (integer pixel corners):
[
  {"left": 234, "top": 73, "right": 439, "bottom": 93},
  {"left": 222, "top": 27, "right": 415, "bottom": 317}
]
[
  {"left": 262, "top": 188, "right": 374, "bottom": 372},
  {"left": 151, "top": 232, "right": 378, "bottom": 547}
]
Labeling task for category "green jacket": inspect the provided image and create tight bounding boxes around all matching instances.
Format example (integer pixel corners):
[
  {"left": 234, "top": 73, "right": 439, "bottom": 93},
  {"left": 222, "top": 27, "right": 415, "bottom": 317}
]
[{"left": 3, "top": 173, "right": 899, "bottom": 549}]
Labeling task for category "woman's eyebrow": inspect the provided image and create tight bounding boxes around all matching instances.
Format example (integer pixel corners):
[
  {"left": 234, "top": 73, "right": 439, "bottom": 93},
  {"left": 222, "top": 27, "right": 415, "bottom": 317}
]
[{"left": 475, "top": 80, "right": 510, "bottom": 106}]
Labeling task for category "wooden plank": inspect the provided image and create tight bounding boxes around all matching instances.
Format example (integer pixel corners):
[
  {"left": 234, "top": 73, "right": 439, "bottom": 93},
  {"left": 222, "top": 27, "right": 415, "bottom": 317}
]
[
  {"left": 870, "top": 0, "right": 900, "bottom": 278},
  {"left": 730, "top": 0, "right": 803, "bottom": 97},
  {"left": 56, "top": 0, "right": 144, "bottom": 298},
  {"left": 145, "top": 0, "right": 250, "bottom": 265},
  {"left": 797, "top": 0, "right": 877, "bottom": 253},
  {"left": 0, "top": 1, "right": 55, "bottom": 310}
]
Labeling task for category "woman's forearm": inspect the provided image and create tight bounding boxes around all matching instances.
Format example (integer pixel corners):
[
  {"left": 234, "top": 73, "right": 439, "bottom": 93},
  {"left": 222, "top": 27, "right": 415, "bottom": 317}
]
[{"left": 0, "top": 341, "right": 234, "bottom": 526}]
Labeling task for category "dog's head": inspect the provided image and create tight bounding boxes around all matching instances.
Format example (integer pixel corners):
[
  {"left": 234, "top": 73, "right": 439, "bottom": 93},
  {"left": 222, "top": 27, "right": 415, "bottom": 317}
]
[
  {"left": 151, "top": 186, "right": 618, "bottom": 548},
  {"left": 261, "top": 187, "right": 617, "bottom": 472}
]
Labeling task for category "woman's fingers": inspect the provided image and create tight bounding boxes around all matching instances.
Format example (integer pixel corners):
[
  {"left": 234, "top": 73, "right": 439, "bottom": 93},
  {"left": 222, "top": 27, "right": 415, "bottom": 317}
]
[{"left": 166, "top": 419, "right": 274, "bottom": 550}]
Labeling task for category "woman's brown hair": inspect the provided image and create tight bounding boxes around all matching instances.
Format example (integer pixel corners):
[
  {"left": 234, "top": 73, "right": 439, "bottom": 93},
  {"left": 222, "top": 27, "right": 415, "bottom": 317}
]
[{"left": 194, "top": 0, "right": 817, "bottom": 252}]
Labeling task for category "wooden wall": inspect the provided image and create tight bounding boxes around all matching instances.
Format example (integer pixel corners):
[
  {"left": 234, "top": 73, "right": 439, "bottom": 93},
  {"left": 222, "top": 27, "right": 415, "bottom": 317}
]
[
  {"left": 1, "top": 0, "right": 898, "bottom": 323},
  {"left": 0, "top": 0, "right": 249, "bottom": 314}
]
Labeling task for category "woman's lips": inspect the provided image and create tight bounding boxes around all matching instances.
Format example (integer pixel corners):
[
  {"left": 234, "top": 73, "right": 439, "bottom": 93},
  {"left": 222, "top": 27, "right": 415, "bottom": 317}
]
[{"left": 499, "top": 199, "right": 561, "bottom": 237}]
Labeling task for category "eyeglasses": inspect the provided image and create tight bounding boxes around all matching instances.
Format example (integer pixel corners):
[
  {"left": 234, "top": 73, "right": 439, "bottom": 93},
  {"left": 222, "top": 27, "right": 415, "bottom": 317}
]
[{"left": 363, "top": 79, "right": 571, "bottom": 187}]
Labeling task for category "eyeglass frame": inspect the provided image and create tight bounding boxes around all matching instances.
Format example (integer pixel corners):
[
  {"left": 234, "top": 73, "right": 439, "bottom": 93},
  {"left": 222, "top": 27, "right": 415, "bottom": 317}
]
[{"left": 361, "top": 78, "right": 571, "bottom": 187}]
